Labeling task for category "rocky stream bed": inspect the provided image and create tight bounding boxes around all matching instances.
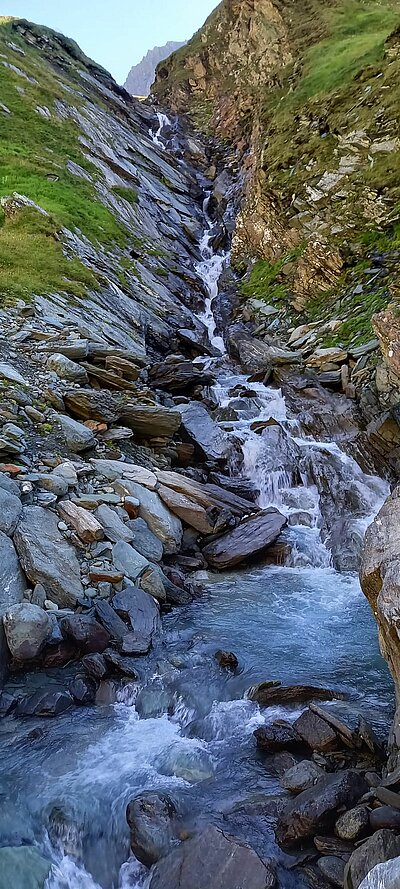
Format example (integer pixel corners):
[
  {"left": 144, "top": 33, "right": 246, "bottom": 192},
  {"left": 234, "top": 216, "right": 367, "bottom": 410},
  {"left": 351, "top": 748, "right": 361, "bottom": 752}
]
[{"left": 0, "top": 100, "right": 399, "bottom": 889}]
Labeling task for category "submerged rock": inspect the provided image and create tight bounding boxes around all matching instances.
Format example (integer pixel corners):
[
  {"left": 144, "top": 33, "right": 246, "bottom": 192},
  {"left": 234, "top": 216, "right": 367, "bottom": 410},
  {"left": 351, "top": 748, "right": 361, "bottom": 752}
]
[
  {"left": 126, "top": 791, "right": 179, "bottom": 866},
  {"left": 156, "top": 743, "right": 214, "bottom": 783},
  {"left": 149, "top": 825, "right": 276, "bottom": 889},
  {"left": 17, "top": 690, "right": 73, "bottom": 717},
  {"left": 0, "top": 846, "right": 51, "bottom": 889}
]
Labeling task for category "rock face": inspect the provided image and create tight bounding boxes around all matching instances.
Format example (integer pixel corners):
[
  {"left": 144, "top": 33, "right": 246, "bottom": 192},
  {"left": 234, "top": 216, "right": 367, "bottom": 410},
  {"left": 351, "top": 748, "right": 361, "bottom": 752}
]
[
  {"left": 149, "top": 825, "right": 276, "bottom": 889},
  {"left": 359, "top": 487, "right": 400, "bottom": 764},
  {"left": 276, "top": 770, "right": 368, "bottom": 846},
  {"left": 14, "top": 507, "right": 84, "bottom": 607},
  {"left": 203, "top": 510, "right": 286, "bottom": 569},
  {"left": 124, "top": 41, "right": 186, "bottom": 96}
]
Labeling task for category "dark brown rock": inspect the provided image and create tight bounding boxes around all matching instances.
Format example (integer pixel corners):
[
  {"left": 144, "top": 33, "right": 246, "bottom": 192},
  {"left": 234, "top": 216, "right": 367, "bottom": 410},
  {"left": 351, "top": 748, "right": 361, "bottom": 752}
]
[
  {"left": 248, "top": 683, "right": 343, "bottom": 707},
  {"left": 60, "top": 614, "right": 110, "bottom": 654},
  {"left": 69, "top": 673, "right": 97, "bottom": 704},
  {"left": 215, "top": 650, "right": 239, "bottom": 670},
  {"left": 294, "top": 709, "right": 338, "bottom": 752},
  {"left": 254, "top": 722, "right": 303, "bottom": 754},
  {"left": 126, "top": 792, "right": 178, "bottom": 866}
]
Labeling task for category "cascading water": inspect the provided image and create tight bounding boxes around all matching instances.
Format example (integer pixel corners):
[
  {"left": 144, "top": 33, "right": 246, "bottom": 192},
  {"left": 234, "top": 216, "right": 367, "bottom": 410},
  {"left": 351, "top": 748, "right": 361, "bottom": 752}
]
[
  {"left": 0, "top": 115, "right": 394, "bottom": 889},
  {"left": 149, "top": 111, "right": 171, "bottom": 151}
]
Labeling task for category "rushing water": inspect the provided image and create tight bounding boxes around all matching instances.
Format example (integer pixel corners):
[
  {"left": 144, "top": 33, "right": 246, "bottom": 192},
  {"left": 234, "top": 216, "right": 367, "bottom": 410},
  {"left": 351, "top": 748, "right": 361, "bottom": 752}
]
[{"left": 0, "top": 113, "right": 394, "bottom": 889}]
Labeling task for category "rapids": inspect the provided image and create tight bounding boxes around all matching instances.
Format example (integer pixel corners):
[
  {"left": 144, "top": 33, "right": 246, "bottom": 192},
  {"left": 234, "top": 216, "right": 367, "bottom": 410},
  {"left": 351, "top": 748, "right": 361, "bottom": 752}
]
[{"left": 0, "top": 112, "right": 394, "bottom": 889}]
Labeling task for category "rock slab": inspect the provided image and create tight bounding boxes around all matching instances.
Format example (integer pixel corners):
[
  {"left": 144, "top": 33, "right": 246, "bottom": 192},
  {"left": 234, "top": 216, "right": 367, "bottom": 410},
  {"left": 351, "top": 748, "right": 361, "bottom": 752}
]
[{"left": 14, "top": 507, "right": 84, "bottom": 607}]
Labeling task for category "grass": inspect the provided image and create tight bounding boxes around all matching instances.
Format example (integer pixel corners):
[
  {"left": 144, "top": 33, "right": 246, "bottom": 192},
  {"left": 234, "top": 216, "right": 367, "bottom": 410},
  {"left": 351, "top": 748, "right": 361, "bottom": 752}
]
[
  {"left": 0, "top": 18, "right": 131, "bottom": 302},
  {"left": 240, "top": 248, "right": 305, "bottom": 305},
  {"left": 0, "top": 206, "right": 99, "bottom": 303}
]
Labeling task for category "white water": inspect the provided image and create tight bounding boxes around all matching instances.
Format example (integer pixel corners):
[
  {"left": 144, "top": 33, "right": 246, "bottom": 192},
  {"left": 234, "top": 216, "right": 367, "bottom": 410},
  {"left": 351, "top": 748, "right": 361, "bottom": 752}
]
[
  {"left": 149, "top": 112, "right": 171, "bottom": 151},
  {"left": 195, "top": 194, "right": 228, "bottom": 354}
]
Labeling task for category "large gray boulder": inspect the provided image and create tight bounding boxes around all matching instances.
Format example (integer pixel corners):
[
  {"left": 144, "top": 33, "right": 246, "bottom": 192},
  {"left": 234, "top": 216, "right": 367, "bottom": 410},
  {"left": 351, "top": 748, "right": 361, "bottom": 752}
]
[
  {"left": 128, "top": 517, "right": 163, "bottom": 561},
  {"left": 115, "top": 481, "right": 182, "bottom": 554},
  {"left": 113, "top": 584, "right": 160, "bottom": 639},
  {"left": 359, "top": 856, "right": 400, "bottom": 888},
  {"left": 0, "top": 846, "right": 52, "bottom": 889},
  {"left": 47, "top": 353, "right": 88, "bottom": 384},
  {"left": 3, "top": 603, "right": 52, "bottom": 662},
  {"left": 112, "top": 540, "right": 149, "bottom": 582},
  {"left": 0, "top": 487, "right": 22, "bottom": 535},
  {"left": 13, "top": 507, "right": 84, "bottom": 607},
  {"left": 149, "top": 825, "right": 276, "bottom": 889},
  {"left": 276, "top": 769, "right": 368, "bottom": 846},
  {"left": 55, "top": 413, "right": 96, "bottom": 452},
  {"left": 179, "top": 402, "right": 230, "bottom": 462},
  {"left": 0, "top": 532, "right": 27, "bottom": 684},
  {"left": 203, "top": 510, "right": 286, "bottom": 570}
]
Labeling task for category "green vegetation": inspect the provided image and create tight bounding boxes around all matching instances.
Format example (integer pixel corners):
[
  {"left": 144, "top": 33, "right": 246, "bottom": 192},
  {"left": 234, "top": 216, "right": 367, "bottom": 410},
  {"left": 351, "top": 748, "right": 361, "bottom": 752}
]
[
  {"left": 111, "top": 185, "right": 139, "bottom": 206},
  {"left": 0, "top": 206, "right": 99, "bottom": 303},
  {"left": 0, "top": 18, "right": 131, "bottom": 303},
  {"left": 240, "top": 248, "right": 305, "bottom": 305}
]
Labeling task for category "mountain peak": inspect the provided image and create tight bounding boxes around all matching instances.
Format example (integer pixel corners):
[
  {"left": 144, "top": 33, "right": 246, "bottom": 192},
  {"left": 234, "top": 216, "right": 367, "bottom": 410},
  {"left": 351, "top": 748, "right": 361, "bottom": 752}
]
[{"left": 124, "top": 40, "right": 187, "bottom": 96}]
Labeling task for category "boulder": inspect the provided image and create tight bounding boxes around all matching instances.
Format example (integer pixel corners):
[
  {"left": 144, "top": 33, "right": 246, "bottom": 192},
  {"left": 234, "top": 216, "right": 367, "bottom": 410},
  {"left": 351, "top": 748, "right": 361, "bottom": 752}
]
[
  {"left": 91, "top": 459, "right": 157, "bottom": 488},
  {"left": 94, "top": 600, "right": 128, "bottom": 644},
  {"left": 293, "top": 708, "right": 338, "bottom": 752},
  {"left": 0, "top": 846, "right": 51, "bottom": 889},
  {"left": 47, "top": 353, "right": 88, "bottom": 384},
  {"left": 0, "top": 487, "right": 22, "bottom": 535},
  {"left": 112, "top": 540, "right": 149, "bottom": 582},
  {"left": 203, "top": 510, "right": 286, "bottom": 570},
  {"left": 157, "top": 484, "right": 215, "bottom": 534},
  {"left": 113, "top": 585, "right": 160, "bottom": 639},
  {"left": 156, "top": 470, "right": 257, "bottom": 516},
  {"left": 69, "top": 673, "right": 97, "bottom": 705},
  {"left": 103, "top": 649, "right": 139, "bottom": 677},
  {"left": 81, "top": 653, "right": 107, "bottom": 679},
  {"left": 369, "top": 806, "right": 400, "bottom": 831},
  {"left": 215, "top": 650, "right": 239, "bottom": 670},
  {"left": 276, "top": 770, "right": 368, "bottom": 846},
  {"left": 179, "top": 401, "right": 230, "bottom": 462},
  {"left": 128, "top": 517, "right": 163, "bottom": 561},
  {"left": 3, "top": 603, "right": 52, "bottom": 662},
  {"left": 55, "top": 413, "right": 96, "bottom": 452},
  {"left": 14, "top": 507, "right": 84, "bottom": 607},
  {"left": 254, "top": 722, "right": 303, "bottom": 754},
  {"left": 318, "top": 856, "right": 345, "bottom": 887},
  {"left": 56, "top": 500, "right": 104, "bottom": 543},
  {"left": 149, "top": 359, "right": 214, "bottom": 392},
  {"left": 345, "top": 830, "right": 400, "bottom": 889},
  {"left": 336, "top": 806, "right": 370, "bottom": 841},
  {"left": 114, "top": 481, "right": 182, "bottom": 554},
  {"left": 119, "top": 403, "right": 181, "bottom": 439},
  {"left": 60, "top": 614, "right": 110, "bottom": 654},
  {"left": 281, "top": 760, "right": 325, "bottom": 794},
  {"left": 358, "top": 856, "right": 400, "bottom": 888},
  {"left": 16, "top": 690, "right": 73, "bottom": 717},
  {"left": 94, "top": 504, "right": 134, "bottom": 543},
  {"left": 248, "top": 683, "right": 342, "bottom": 707},
  {"left": 149, "top": 825, "right": 276, "bottom": 889},
  {"left": 0, "top": 532, "right": 26, "bottom": 683},
  {"left": 126, "top": 792, "right": 178, "bottom": 866}
]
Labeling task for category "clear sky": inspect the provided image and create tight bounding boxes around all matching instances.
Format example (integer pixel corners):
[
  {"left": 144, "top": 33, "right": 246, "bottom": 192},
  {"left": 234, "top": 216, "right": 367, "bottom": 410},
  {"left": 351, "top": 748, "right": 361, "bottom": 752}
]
[{"left": 3, "top": 0, "right": 218, "bottom": 83}]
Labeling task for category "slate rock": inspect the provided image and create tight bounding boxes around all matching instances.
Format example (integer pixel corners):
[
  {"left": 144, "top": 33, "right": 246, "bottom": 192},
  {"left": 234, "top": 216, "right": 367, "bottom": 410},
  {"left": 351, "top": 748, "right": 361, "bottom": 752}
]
[
  {"left": 345, "top": 829, "right": 400, "bottom": 889},
  {"left": 81, "top": 653, "right": 108, "bottom": 679},
  {"left": 203, "top": 510, "right": 286, "bottom": 570},
  {"left": 179, "top": 401, "right": 230, "bottom": 462},
  {"left": 369, "top": 805, "right": 400, "bottom": 831},
  {"left": 126, "top": 792, "right": 178, "bottom": 866},
  {"left": 17, "top": 690, "right": 73, "bottom": 717},
  {"left": 112, "top": 540, "right": 149, "bottom": 582},
  {"left": 113, "top": 584, "right": 160, "bottom": 638},
  {"left": 293, "top": 708, "right": 338, "bottom": 752},
  {"left": 0, "top": 846, "right": 51, "bottom": 889},
  {"left": 94, "top": 600, "right": 128, "bottom": 643},
  {"left": 115, "top": 481, "right": 182, "bottom": 554},
  {"left": 276, "top": 770, "right": 369, "bottom": 846},
  {"left": 14, "top": 507, "right": 83, "bottom": 607},
  {"left": 317, "top": 855, "right": 345, "bottom": 887},
  {"left": 47, "top": 353, "right": 89, "bottom": 384},
  {"left": 3, "top": 603, "right": 52, "bottom": 662},
  {"left": 0, "top": 487, "right": 22, "bottom": 535},
  {"left": 254, "top": 722, "right": 303, "bottom": 754},
  {"left": 149, "top": 825, "right": 276, "bottom": 889},
  {"left": 56, "top": 413, "right": 96, "bottom": 452},
  {"left": 104, "top": 649, "right": 139, "bottom": 677},
  {"left": 60, "top": 614, "right": 110, "bottom": 654},
  {"left": 94, "top": 504, "right": 134, "bottom": 543},
  {"left": 0, "top": 531, "right": 26, "bottom": 683},
  {"left": 69, "top": 673, "right": 97, "bottom": 704},
  {"left": 281, "top": 760, "right": 325, "bottom": 794}
]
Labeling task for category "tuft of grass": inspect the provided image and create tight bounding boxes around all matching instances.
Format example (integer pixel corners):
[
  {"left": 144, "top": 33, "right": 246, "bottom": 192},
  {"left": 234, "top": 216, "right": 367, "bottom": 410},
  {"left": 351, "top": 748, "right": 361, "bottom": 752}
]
[
  {"left": 111, "top": 185, "right": 139, "bottom": 206},
  {"left": 240, "top": 248, "right": 305, "bottom": 305}
]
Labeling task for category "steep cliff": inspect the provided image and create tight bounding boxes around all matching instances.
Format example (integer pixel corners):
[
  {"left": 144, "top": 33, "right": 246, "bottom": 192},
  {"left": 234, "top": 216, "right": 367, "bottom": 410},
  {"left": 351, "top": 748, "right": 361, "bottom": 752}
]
[
  {"left": 154, "top": 0, "right": 400, "bottom": 447},
  {"left": 124, "top": 41, "right": 186, "bottom": 96}
]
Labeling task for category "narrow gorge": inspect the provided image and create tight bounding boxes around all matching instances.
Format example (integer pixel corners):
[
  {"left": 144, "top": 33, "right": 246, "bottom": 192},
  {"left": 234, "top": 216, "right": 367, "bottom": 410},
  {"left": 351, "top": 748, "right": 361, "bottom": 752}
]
[{"left": 1, "top": 6, "right": 400, "bottom": 889}]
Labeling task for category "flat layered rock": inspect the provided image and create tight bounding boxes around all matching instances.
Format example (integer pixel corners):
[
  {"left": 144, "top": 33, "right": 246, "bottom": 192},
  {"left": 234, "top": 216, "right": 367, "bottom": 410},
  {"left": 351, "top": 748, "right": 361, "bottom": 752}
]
[
  {"left": 17, "top": 690, "right": 73, "bottom": 717},
  {"left": 91, "top": 459, "right": 157, "bottom": 488},
  {"left": 149, "top": 825, "right": 276, "bottom": 889},
  {"left": 94, "top": 504, "right": 134, "bottom": 543},
  {"left": 113, "top": 584, "right": 160, "bottom": 639},
  {"left": 179, "top": 402, "right": 230, "bottom": 462},
  {"left": 248, "top": 683, "right": 343, "bottom": 707},
  {"left": 112, "top": 540, "right": 149, "bottom": 582},
  {"left": 157, "top": 484, "right": 214, "bottom": 534},
  {"left": 156, "top": 470, "right": 257, "bottom": 516},
  {"left": 120, "top": 403, "right": 181, "bottom": 439},
  {"left": 114, "top": 481, "right": 182, "bottom": 554},
  {"left": 14, "top": 507, "right": 84, "bottom": 607},
  {"left": 203, "top": 510, "right": 286, "bottom": 570},
  {"left": 276, "top": 769, "right": 368, "bottom": 846},
  {"left": 149, "top": 359, "right": 214, "bottom": 392},
  {"left": 56, "top": 501, "right": 104, "bottom": 543},
  {"left": 293, "top": 709, "right": 339, "bottom": 752},
  {"left": 0, "top": 487, "right": 22, "bottom": 536}
]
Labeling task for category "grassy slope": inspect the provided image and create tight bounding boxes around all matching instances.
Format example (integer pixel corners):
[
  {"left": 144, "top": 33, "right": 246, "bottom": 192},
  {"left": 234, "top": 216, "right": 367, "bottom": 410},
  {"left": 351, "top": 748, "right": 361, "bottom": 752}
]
[{"left": 0, "top": 19, "right": 129, "bottom": 303}]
